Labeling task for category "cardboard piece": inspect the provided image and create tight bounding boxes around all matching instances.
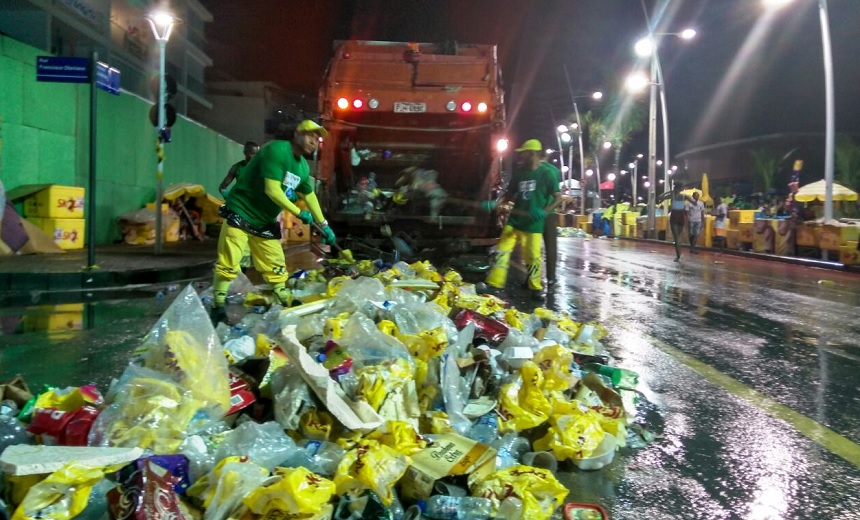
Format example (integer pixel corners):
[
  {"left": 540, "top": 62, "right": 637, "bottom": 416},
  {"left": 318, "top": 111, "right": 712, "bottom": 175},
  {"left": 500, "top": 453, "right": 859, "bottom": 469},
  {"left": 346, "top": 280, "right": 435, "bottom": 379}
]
[
  {"left": 18, "top": 217, "right": 65, "bottom": 254},
  {"left": 0, "top": 376, "right": 33, "bottom": 408},
  {"left": 399, "top": 432, "right": 497, "bottom": 501},
  {"left": 277, "top": 325, "right": 383, "bottom": 433},
  {"left": 0, "top": 445, "right": 144, "bottom": 476}
]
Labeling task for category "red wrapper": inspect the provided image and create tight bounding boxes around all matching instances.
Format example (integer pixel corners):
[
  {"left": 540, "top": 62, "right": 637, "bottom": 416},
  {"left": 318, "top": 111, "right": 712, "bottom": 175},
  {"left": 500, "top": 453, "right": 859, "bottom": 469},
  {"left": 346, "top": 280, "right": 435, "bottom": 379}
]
[
  {"left": 453, "top": 308, "right": 510, "bottom": 344},
  {"left": 27, "top": 405, "right": 98, "bottom": 446},
  {"left": 108, "top": 459, "right": 187, "bottom": 520}
]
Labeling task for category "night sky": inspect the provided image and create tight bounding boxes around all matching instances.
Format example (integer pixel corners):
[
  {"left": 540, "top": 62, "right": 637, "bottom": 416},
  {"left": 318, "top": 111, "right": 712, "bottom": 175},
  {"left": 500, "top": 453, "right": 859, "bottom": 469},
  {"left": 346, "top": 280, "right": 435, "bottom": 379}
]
[{"left": 202, "top": 0, "right": 860, "bottom": 162}]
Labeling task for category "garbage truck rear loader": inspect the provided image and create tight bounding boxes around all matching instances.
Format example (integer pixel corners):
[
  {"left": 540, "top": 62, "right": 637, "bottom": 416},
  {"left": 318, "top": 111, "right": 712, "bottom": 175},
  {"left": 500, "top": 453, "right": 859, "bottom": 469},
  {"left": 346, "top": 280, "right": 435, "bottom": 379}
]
[{"left": 318, "top": 40, "right": 507, "bottom": 254}]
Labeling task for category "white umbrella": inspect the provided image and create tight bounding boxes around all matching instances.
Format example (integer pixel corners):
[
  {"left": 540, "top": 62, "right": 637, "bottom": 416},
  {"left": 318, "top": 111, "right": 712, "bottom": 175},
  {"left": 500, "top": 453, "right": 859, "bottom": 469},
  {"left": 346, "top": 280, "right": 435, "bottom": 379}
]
[{"left": 794, "top": 179, "right": 858, "bottom": 203}]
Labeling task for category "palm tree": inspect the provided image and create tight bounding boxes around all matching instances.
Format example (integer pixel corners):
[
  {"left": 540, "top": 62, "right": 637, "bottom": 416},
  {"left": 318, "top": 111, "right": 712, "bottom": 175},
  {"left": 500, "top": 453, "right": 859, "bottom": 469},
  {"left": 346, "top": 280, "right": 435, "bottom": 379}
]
[
  {"left": 597, "top": 95, "right": 646, "bottom": 173},
  {"left": 835, "top": 135, "right": 860, "bottom": 191},
  {"left": 750, "top": 148, "right": 780, "bottom": 193}
]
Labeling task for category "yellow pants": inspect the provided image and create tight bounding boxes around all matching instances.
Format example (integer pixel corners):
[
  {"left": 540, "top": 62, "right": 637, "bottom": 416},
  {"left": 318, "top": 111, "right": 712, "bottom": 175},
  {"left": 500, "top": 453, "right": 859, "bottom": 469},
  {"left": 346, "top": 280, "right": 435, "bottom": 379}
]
[
  {"left": 486, "top": 225, "right": 543, "bottom": 290},
  {"left": 213, "top": 224, "right": 290, "bottom": 306}
]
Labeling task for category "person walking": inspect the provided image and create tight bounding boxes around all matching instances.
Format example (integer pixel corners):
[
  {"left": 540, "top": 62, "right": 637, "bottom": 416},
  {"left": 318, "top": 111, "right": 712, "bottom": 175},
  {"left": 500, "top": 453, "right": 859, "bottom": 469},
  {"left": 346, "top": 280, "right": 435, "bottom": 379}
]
[
  {"left": 713, "top": 196, "right": 728, "bottom": 250},
  {"left": 659, "top": 182, "right": 689, "bottom": 262},
  {"left": 482, "top": 139, "right": 561, "bottom": 300},
  {"left": 219, "top": 141, "right": 260, "bottom": 193},
  {"left": 686, "top": 191, "right": 706, "bottom": 254},
  {"left": 210, "top": 120, "right": 336, "bottom": 324}
]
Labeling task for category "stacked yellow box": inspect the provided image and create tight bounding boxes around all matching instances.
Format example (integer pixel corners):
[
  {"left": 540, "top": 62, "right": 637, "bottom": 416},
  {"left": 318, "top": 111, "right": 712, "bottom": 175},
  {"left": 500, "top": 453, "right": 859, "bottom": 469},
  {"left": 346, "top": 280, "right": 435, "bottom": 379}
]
[
  {"left": 841, "top": 242, "right": 859, "bottom": 265},
  {"left": 726, "top": 229, "right": 740, "bottom": 249},
  {"left": 795, "top": 223, "right": 818, "bottom": 247},
  {"left": 738, "top": 222, "right": 754, "bottom": 244},
  {"left": 22, "top": 185, "right": 86, "bottom": 250}
]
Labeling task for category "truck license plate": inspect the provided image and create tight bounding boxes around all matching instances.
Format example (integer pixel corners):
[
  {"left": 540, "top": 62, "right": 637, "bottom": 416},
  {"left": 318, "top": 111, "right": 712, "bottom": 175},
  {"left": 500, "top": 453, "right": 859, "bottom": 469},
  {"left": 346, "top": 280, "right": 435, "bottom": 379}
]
[{"left": 394, "top": 102, "right": 426, "bottom": 113}]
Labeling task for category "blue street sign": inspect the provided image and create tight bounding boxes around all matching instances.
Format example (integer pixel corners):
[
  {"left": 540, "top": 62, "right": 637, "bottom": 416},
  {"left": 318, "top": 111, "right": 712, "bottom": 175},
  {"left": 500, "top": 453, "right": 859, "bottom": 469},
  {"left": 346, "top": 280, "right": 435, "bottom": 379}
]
[
  {"left": 95, "top": 61, "right": 121, "bottom": 95},
  {"left": 36, "top": 56, "right": 90, "bottom": 83}
]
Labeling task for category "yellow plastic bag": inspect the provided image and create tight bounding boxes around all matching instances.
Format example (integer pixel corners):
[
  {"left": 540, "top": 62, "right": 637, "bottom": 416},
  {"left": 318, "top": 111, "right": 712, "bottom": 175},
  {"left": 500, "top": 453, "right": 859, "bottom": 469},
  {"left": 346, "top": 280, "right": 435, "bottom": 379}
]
[
  {"left": 326, "top": 276, "right": 352, "bottom": 297},
  {"left": 471, "top": 465, "right": 568, "bottom": 520},
  {"left": 299, "top": 408, "right": 335, "bottom": 441},
  {"left": 12, "top": 463, "right": 123, "bottom": 520},
  {"left": 400, "top": 327, "right": 448, "bottom": 360},
  {"left": 32, "top": 385, "right": 101, "bottom": 412},
  {"left": 365, "top": 420, "right": 427, "bottom": 456},
  {"left": 497, "top": 361, "right": 551, "bottom": 433},
  {"left": 186, "top": 456, "right": 269, "bottom": 512},
  {"left": 142, "top": 329, "right": 230, "bottom": 416},
  {"left": 243, "top": 467, "right": 335, "bottom": 517},
  {"left": 533, "top": 408, "right": 606, "bottom": 461},
  {"left": 333, "top": 440, "right": 411, "bottom": 506},
  {"left": 356, "top": 359, "right": 413, "bottom": 412},
  {"left": 532, "top": 345, "right": 574, "bottom": 392}
]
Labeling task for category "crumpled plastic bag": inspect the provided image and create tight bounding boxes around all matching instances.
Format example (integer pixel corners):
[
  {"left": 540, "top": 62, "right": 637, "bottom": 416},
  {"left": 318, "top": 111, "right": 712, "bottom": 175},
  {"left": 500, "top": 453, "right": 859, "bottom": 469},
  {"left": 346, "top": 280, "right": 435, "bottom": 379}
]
[
  {"left": 532, "top": 345, "right": 574, "bottom": 392},
  {"left": 88, "top": 365, "right": 204, "bottom": 453},
  {"left": 186, "top": 457, "right": 269, "bottom": 520},
  {"left": 533, "top": 405, "right": 606, "bottom": 461},
  {"left": 299, "top": 407, "right": 335, "bottom": 441},
  {"left": 356, "top": 359, "right": 414, "bottom": 412},
  {"left": 471, "top": 465, "right": 568, "bottom": 520},
  {"left": 134, "top": 285, "right": 230, "bottom": 418},
  {"left": 364, "top": 420, "right": 427, "bottom": 457},
  {"left": 243, "top": 467, "right": 335, "bottom": 517},
  {"left": 214, "top": 421, "right": 296, "bottom": 471},
  {"left": 32, "top": 385, "right": 103, "bottom": 412},
  {"left": 11, "top": 462, "right": 124, "bottom": 520},
  {"left": 339, "top": 314, "right": 412, "bottom": 369},
  {"left": 333, "top": 439, "right": 411, "bottom": 506},
  {"left": 271, "top": 363, "right": 316, "bottom": 431},
  {"left": 497, "top": 361, "right": 551, "bottom": 433}
]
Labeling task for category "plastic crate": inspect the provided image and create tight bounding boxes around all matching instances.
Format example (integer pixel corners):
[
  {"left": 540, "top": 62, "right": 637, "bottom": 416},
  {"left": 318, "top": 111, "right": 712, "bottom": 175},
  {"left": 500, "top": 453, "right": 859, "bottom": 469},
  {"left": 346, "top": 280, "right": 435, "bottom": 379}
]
[
  {"left": 28, "top": 218, "right": 85, "bottom": 250},
  {"left": 23, "top": 185, "right": 85, "bottom": 219}
]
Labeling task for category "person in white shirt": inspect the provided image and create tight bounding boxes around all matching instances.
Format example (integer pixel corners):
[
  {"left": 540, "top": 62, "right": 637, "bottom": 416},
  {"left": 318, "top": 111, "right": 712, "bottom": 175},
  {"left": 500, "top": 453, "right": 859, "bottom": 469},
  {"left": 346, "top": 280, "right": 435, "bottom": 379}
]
[
  {"left": 713, "top": 196, "right": 728, "bottom": 249},
  {"left": 685, "top": 192, "right": 706, "bottom": 254}
]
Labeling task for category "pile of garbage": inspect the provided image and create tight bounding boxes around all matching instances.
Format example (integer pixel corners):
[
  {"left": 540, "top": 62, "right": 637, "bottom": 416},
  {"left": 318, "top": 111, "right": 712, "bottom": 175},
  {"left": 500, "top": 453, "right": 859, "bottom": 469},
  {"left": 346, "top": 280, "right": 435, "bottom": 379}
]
[{"left": 0, "top": 254, "right": 650, "bottom": 520}]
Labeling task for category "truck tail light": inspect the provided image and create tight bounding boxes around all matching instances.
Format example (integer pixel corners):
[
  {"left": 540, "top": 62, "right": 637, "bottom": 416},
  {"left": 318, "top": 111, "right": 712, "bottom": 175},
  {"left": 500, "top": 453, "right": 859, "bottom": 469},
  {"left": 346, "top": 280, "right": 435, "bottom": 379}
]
[
  {"left": 337, "top": 97, "right": 349, "bottom": 109},
  {"left": 352, "top": 99, "right": 364, "bottom": 109},
  {"left": 461, "top": 102, "right": 472, "bottom": 112},
  {"left": 477, "top": 102, "right": 488, "bottom": 113}
]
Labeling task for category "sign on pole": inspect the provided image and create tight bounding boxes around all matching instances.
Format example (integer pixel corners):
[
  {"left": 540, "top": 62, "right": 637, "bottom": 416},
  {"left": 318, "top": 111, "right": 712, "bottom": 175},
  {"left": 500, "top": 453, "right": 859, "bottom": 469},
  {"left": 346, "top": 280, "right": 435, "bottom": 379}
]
[
  {"left": 36, "top": 56, "right": 90, "bottom": 83},
  {"left": 95, "top": 61, "right": 121, "bottom": 95}
]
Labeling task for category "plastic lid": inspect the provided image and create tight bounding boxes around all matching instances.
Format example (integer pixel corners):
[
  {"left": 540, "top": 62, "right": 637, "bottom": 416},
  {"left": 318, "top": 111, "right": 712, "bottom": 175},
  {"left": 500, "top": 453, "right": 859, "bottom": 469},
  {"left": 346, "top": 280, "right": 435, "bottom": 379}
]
[
  {"left": 417, "top": 499, "right": 427, "bottom": 512},
  {"left": 315, "top": 353, "right": 327, "bottom": 363}
]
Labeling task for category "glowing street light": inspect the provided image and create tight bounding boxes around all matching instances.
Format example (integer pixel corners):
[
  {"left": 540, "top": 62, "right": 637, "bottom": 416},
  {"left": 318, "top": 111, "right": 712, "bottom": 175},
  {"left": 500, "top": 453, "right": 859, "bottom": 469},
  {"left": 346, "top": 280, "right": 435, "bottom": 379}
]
[
  {"left": 586, "top": 169, "right": 594, "bottom": 176},
  {"left": 566, "top": 90, "right": 604, "bottom": 214},
  {"left": 602, "top": 141, "right": 612, "bottom": 150},
  {"left": 496, "top": 138, "right": 509, "bottom": 152},
  {"left": 145, "top": 9, "right": 176, "bottom": 255},
  {"left": 561, "top": 133, "right": 572, "bottom": 143}
]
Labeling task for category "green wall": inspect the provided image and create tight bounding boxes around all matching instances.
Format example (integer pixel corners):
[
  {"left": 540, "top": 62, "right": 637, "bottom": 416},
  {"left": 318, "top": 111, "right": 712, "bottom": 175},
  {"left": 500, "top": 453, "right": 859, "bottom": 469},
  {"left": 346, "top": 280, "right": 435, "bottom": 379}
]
[{"left": 0, "top": 35, "right": 241, "bottom": 244}]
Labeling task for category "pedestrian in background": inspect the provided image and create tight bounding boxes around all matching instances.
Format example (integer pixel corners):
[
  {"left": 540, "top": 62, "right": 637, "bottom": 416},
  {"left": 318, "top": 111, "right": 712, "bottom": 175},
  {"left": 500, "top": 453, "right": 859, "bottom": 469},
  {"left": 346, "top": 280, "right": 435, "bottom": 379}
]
[
  {"left": 659, "top": 182, "right": 688, "bottom": 262},
  {"left": 713, "top": 196, "right": 728, "bottom": 250},
  {"left": 686, "top": 191, "right": 706, "bottom": 254},
  {"left": 219, "top": 141, "right": 260, "bottom": 194},
  {"left": 482, "top": 139, "right": 561, "bottom": 300},
  {"left": 210, "top": 121, "right": 336, "bottom": 324}
]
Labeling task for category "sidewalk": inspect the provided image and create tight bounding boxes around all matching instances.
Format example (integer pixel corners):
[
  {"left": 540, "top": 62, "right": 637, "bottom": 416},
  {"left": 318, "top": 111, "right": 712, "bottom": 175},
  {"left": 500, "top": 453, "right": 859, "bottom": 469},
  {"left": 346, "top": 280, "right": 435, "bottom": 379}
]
[{"left": 0, "top": 241, "right": 312, "bottom": 293}]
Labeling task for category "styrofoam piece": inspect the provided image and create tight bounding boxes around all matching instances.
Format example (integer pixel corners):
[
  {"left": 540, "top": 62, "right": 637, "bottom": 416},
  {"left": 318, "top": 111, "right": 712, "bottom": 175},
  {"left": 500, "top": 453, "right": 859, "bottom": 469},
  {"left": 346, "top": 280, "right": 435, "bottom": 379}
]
[{"left": 0, "top": 445, "right": 144, "bottom": 476}]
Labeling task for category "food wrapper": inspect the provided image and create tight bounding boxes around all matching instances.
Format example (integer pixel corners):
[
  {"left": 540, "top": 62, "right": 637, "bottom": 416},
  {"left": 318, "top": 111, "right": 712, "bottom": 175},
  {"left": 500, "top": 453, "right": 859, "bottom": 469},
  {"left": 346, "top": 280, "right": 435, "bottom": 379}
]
[
  {"left": 364, "top": 420, "right": 427, "bottom": 457},
  {"left": 88, "top": 366, "right": 204, "bottom": 454},
  {"left": 533, "top": 407, "right": 606, "bottom": 461},
  {"left": 11, "top": 462, "right": 124, "bottom": 520},
  {"left": 134, "top": 284, "right": 231, "bottom": 418},
  {"left": 299, "top": 408, "right": 334, "bottom": 441},
  {"left": 186, "top": 457, "right": 269, "bottom": 519},
  {"left": 472, "top": 465, "right": 568, "bottom": 520},
  {"left": 107, "top": 457, "right": 189, "bottom": 520},
  {"left": 356, "top": 359, "right": 414, "bottom": 412},
  {"left": 243, "top": 467, "right": 335, "bottom": 516},
  {"left": 452, "top": 294, "right": 507, "bottom": 316},
  {"left": 333, "top": 440, "right": 410, "bottom": 506},
  {"left": 399, "top": 327, "right": 448, "bottom": 360},
  {"left": 532, "top": 345, "right": 574, "bottom": 392},
  {"left": 425, "top": 411, "right": 454, "bottom": 434},
  {"left": 497, "top": 362, "right": 551, "bottom": 433},
  {"left": 32, "top": 385, "right": 103, "bottom": 412},
  {"left": 28, "top": 405, "right": 99, "bottom": 446}
]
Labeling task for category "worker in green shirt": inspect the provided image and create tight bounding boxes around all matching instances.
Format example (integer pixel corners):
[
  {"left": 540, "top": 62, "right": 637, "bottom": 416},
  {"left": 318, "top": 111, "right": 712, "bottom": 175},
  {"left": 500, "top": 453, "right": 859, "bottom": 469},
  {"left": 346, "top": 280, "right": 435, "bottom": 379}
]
[
  {"left": 210, "top": 120, "right": 336, "bottom": 323},
  {"left": 483, "top": 139, "right": 562, "bottom": 299}
]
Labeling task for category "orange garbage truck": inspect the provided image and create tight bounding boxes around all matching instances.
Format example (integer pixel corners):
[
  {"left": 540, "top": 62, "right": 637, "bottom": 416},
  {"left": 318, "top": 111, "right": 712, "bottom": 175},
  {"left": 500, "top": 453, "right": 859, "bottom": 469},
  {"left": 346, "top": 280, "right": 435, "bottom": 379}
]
[{"left": 317, "top": 40, "right": 508, "bottom": 257}]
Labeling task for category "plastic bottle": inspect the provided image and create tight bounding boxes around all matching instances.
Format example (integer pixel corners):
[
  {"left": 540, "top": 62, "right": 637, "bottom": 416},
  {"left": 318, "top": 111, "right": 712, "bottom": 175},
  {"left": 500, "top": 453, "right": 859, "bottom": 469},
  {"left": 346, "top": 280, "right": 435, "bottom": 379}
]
[
  {"left": 420, "top": 496, "right": 492, "bottom": 520},
  {"left": 492, "top": 434, "right": 530, "bottom": 470},
  {"left": 468, "top": 412, "right": 498, "bottom": 445},
  {"left": 584, "top": 363, "right": 639, "bottom": 390},
  {"left": 282, "top": 439, "right": 345, "bottom": 477},
  {"left": 496, "top": 497, "right": 523, "bottom": 520}
]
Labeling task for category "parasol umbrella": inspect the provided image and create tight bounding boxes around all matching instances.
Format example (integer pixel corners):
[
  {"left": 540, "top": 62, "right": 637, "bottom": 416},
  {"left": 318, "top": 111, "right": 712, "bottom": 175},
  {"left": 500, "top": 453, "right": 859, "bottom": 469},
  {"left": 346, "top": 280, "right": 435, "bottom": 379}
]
[
  {"left": 599, "top": 180, "right": 614, "bottom": 190},
  {"left": 794, "top": 179, "right": 858, "bottom": 203}
]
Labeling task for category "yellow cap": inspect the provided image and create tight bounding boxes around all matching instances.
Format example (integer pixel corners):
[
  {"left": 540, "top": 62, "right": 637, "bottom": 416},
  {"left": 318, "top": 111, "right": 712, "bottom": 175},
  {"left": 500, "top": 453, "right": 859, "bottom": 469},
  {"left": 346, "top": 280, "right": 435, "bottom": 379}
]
[
  {"left": 296, "top": 119, "right": 328, "bottom": 137},
  {"left": 515, "top": 139, "right": 542, "bottom": 152}
]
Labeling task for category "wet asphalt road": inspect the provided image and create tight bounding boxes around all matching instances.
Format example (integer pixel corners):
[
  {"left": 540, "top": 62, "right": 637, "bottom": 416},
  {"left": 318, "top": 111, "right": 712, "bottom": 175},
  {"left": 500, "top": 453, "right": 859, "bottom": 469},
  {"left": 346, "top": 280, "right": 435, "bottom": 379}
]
[{"left": 2, "top": 238, "right": 860, "bottom": 519}]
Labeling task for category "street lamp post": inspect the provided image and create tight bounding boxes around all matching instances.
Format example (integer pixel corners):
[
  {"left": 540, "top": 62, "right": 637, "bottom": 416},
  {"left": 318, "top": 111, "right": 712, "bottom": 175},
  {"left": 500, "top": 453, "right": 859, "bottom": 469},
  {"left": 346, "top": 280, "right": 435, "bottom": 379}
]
[
  {"left": 629, "top": 153, "right": 643, "bottom": 206},
  {"left": 564, "top": 90, "right": 602, "bottom": 215},
  {"left": 765, "top": 0, "right": 835, "bottom": 234},
  {"left": 146, "top": 10, "right": 175, "bottom": 255}
]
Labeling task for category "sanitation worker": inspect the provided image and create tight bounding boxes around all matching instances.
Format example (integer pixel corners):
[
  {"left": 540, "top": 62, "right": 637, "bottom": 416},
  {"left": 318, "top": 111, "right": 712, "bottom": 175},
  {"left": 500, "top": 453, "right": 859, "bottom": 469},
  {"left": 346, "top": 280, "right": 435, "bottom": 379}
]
[
  {"left": 219, "top": 141, "right": 260, "bottom": 193},
  {"left": 482, "top": 139, "right": 562, "bottom": 299},
  {"left": 210, "top": 120, "right": 336, "bottom": 324}
]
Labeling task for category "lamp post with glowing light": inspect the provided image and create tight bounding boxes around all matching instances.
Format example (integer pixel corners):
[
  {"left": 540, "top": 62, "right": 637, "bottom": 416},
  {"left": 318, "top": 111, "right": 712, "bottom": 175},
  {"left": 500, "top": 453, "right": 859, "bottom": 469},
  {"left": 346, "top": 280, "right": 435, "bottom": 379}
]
[
  {"left": 764, "top": 0, "right": 835, "bottom": 234},
  {"left": 627, "top": 28, "right": 696, "bottom": 237},
  {"left": 146, "top": 9, "right": 176, "bottom": 255},
  {"left": 569, "top": 91, "right": 603, "bottom": 215},
  {"left": 628, "top": 153, "right": 643, "bottom": 205},
  {"left": 496, "top": 137, "right": 509, "bottom": 183}
]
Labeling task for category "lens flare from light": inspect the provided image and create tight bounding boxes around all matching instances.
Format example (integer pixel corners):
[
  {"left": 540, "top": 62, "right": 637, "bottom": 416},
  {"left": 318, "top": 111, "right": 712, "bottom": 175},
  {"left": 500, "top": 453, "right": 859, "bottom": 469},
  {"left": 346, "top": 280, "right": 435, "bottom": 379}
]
[
  {"left": 477, "top": 102, "right": 488, "bottom": 113},
  {"left": 461, "top": 102, "right": 472, "bottom": 112},
  {"left": 337, "top": 98, "right": 349, "bottom": 109},
  {"left": 496, "top": 138, "right": 509, "bottom": 152},
  {"left": 635, "top": 37, "right": 654, "bottom": 57},
  {"left": 352, "top": 99, "right": 363, "bottom": 109}
]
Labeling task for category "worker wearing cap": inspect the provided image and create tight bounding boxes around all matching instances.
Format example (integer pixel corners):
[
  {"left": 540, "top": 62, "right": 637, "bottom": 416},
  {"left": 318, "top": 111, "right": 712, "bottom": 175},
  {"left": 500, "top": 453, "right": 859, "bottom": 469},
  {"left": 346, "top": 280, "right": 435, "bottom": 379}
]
[
  {"left": 210, "top": 120, "right": 336, "bottom": 322},
  {"left": 483, "top": 139, "right": 562, "bottom": 298}
]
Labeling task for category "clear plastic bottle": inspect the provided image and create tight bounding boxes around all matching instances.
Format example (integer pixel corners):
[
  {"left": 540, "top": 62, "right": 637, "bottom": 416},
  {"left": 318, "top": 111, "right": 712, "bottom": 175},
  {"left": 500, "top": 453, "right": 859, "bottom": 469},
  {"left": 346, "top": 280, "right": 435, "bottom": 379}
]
[
  {"left": 282, "top": 439, "right": 345, "bottom": 477},
  {"left": 420, "top": 496, "right": 492, "bottom": 520},
  {"left": 468, "top": 412, "right": 498, "bottom": 444},
  {"left": 496, "top": 497, "right": 523, "bottom": 520},
  {"left": 584, "top": 363, "right": 639, "bottom": 390}
]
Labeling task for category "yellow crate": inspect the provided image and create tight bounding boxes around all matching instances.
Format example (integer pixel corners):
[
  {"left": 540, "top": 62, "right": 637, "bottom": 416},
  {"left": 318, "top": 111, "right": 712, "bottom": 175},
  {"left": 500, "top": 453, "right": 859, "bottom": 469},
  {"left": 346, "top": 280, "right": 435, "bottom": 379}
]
[
  {"left": 655, "top": 215, "right": 668, "bottom": 232},
  {"left": 575, "top": 215, "right": 590, "bottom": 226},
  {"left": 145, "top": 203, "right": 171, "bottom": 213},
  {"left": 28, "top": 218, "right": 85, "bottom": 250},
  {"left": 281, "top": 211, "right": 310, "bottom": 243},
  {"left": 738, "top": 222, "right": 754, "bottom": 243},
  {"left": 22, "top": 304, "right": 84, "bottom": 332},
  {"left": 753, "top": 220, "right": 775, "bottom": 253},
  {"left": 726, "top": 229, "right": 740, "bottom": 249},
  {"left": 579, "top": 223, "right": 592, "bottom": 234},
  {"left": 621, "top": 211, "right": 638, "bottom": 225},
  {"left": 23, "top": 185, "right": 85, "bottom": 219},
  {"left": 820, "top": 224, "right": 860, "bottom": 250},
  {"left": 729, "top": 209, "right": 757, "bottom": 227},
  {"left": 796, "top": 223, "right": 818, "bottom": 247},
  {"left": 623, "top": 224, "right": 635, "bottom": 237}
]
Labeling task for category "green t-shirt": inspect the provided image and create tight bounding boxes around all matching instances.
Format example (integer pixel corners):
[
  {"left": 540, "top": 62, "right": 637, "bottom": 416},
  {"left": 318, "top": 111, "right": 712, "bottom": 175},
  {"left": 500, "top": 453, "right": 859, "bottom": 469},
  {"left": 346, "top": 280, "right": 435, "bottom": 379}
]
[
  {"left": 507, "top": 162, "right": 560, "bottom": 233},
  {"left": 226, "top": 141, "right": 313, "bottom": 228}
]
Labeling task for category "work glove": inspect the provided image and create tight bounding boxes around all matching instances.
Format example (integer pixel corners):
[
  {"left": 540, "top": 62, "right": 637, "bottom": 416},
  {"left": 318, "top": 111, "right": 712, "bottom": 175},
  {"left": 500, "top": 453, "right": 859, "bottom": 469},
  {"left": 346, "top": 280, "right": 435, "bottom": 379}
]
[
  {"left": 321, "top": 225, "right": 337, "bottom": 246},
  {"left": 530, "top": 208, "right": 547, "bottom": 221},
  {"left": 480, "top": 200, "right": 498, "bottom": 212},
  {"left": 297, "top": 210, "right": 314, "bottom": 225}
]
